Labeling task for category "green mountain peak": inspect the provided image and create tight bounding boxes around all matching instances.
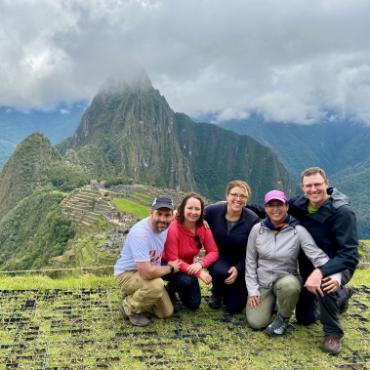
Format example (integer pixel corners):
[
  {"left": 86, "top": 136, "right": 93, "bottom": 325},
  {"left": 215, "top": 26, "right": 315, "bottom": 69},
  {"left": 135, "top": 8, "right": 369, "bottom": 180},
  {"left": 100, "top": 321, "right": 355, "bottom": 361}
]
[
  {"left": 0, "top": 133, "right": 60, "bottom": 219},
  {"left": 64, "top": 73, "right": 296, "bottom": 201}
]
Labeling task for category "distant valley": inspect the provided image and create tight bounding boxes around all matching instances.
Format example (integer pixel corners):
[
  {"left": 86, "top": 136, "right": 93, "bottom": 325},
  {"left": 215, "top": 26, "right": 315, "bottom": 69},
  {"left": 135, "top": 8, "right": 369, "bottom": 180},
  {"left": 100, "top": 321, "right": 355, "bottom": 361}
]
[{"left": 219, "top": 117, "right": 370, "bottom": 238}]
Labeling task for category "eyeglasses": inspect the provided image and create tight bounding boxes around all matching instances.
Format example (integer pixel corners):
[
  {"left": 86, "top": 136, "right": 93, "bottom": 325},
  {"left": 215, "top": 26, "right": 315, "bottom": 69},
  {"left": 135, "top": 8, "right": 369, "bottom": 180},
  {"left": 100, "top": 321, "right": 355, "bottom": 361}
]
[
  {"left": 229, "top": 193, "right": 248, "bottom": 200},
  {"left": 194, "top": 235, "right": 204, "bottom": 249},
  {"left": 302, "top": 182, "right": 326, "bottom": 189}
]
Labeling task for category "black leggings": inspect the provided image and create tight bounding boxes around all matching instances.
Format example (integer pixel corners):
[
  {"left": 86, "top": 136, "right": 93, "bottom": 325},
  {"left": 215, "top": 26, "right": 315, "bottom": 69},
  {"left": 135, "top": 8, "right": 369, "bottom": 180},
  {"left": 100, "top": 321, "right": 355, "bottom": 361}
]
[
  {"left": 209, "top": 259, "right": 247, "bottom": 313},
  {"left": 166, "top": 272, "right": 201, "bottom": 310}
]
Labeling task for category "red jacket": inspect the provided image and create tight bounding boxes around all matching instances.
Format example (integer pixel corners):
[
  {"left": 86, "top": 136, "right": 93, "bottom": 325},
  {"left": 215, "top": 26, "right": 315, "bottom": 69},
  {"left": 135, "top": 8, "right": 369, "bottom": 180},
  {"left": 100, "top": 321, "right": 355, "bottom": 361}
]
[{"left": 163, "top": 219, "right": 219, "bottom": 277}]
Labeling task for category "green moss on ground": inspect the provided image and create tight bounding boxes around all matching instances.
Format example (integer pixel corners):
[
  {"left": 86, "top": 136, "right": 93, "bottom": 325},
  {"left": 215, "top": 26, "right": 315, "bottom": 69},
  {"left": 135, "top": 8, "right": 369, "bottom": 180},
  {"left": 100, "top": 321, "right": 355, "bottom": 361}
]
[{"left": 0, "top": 269, "right": 369, "bottom": 369}]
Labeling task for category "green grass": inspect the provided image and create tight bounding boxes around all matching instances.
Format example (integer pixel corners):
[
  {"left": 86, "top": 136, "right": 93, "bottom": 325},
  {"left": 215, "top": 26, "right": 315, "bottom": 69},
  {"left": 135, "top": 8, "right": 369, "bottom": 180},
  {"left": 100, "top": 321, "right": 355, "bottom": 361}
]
[
  {"left": 0, "top": 269, "right": 369, "bottom": 369},
  {"left": 131, "top": 191, "right": 154, "bottom": 205},
  {"left": 0, "top": 274, "right": 114, "bottom": 290},
  {"left": 1, "top": 268, "right": 368, "bottom": 290},
  {"left": 112, "top": 197, "right": 149, "bottom": 219}
]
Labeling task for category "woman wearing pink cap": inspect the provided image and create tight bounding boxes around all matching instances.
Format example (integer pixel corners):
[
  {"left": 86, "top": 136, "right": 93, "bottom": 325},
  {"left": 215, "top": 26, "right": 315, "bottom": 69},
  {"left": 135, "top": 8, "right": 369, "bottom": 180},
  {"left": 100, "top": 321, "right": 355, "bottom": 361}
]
[{"left": 245, "top": 190, "right": 329, "bottom": 336}]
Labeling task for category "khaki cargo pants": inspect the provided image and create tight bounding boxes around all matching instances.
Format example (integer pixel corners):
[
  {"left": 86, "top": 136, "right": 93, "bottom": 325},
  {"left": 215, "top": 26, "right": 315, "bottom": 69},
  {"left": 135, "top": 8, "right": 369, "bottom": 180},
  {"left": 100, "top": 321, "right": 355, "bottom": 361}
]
[
  {"left": 116, "top": 271, "right": 173, "bottom": 318},
  {"left": 246, "top": 274, "right": 301, "bottom": 329}
]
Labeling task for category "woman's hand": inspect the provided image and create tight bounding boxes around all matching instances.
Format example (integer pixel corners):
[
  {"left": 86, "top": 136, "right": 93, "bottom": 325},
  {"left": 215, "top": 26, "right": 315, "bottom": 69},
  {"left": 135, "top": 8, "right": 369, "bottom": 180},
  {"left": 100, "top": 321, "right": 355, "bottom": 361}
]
[
  {"left": 224, "top": 266, "right": 238, "bottom": 285},
  {"left": 168, "top": 259, "right": 181, "bottom": 273},
  {"left": 199, "top": 270, "right": 212, "bottom": 284},
  {"left": 187, "top": 262, "right": 203, "bottom": 275},
  {"left": 247, "top": 295, "right": 261, "bottom": 309}
]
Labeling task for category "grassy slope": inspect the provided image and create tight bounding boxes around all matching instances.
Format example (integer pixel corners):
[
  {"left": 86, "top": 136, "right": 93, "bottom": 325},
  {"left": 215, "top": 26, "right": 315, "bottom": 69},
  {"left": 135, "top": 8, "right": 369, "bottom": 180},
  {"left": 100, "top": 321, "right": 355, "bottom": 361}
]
[{"left": 112, "top": 197, "right": 150, "bottom": 219}]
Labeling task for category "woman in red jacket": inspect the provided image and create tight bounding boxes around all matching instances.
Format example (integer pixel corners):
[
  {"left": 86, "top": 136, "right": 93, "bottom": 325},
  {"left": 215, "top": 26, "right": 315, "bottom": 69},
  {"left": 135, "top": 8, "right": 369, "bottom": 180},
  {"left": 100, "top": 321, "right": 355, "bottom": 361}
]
[{"left": 163, "top": 193, "right": 219, "bottom": 310}]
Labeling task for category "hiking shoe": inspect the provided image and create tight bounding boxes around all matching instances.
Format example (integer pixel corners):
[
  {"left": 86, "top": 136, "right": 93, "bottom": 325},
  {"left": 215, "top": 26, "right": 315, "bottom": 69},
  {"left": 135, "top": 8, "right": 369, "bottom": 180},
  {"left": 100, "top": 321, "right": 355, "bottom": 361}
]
[
  {"left": 339, "top": 286, "right": 353, "bottom": 314},
  {"left": 127, "top": 313, "right": 150, "bottom": 327},
  {"left": 265, "top": 313, "right": 290, "bottom": 336},
  {"left": 208, "top": 294, "right": 222, "bottom": 309},
  {"left": 322, "top": 336, "right": 341, "bottom": 355},
  {"left": 171, "top": 295, "right": 182, "bottom": 313}
]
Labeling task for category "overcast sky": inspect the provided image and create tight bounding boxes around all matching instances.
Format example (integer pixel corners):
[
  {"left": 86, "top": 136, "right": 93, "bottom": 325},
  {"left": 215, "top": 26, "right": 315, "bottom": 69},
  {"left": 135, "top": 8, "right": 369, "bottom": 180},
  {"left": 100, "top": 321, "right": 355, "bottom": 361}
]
[{"left": 1, "top": 0, "right": 370, "bottom": 124}]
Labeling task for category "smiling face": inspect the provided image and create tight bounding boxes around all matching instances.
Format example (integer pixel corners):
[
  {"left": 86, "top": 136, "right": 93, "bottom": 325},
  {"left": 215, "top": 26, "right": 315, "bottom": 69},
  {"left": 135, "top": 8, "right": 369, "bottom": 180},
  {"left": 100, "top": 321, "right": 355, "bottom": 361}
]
[
  {"left": 301, "top": 172, "right": 329, "bottom": 209},
  {"left": 150, "top": 208, "right": 173, "bottom": 233},
  {"left": 265, "top": 200, "right": 288, "bottom": 226},
  {"left": 226, "top": 186, "right": 248, "bottom": 214},
  {"left": 184, "top": 197, "right": 202, "bottom": 225}
]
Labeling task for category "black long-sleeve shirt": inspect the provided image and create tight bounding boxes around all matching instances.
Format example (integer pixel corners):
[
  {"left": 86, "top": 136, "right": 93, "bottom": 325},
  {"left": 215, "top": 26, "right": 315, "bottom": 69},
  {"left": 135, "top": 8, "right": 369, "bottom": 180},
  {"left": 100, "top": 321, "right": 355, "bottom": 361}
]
[{"left": 204, "top": 202, "right": 259, "bottom": 273}]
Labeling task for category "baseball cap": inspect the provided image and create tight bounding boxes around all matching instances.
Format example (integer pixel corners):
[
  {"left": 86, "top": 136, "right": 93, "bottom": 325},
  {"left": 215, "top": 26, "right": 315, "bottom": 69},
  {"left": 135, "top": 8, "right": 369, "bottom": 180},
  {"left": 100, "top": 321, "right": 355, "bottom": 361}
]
[
  {"left": 151, "top": 196, "right": 174, "bottom": 210},
  {"left": 264, "top": 190, "right": 288, "bottom": 205}
]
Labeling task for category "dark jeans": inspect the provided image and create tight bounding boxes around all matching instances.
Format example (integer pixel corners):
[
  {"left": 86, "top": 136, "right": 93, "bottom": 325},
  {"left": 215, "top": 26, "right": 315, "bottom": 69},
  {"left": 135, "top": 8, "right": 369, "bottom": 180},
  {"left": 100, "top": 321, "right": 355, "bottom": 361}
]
[
  {"left": 166, "top": 272, "right": 201, "bottom": 310},
  {"left": 296, "top": 288, "right": 345, "bottom": 338},
  {"left": 296, "top": 254, "right": 351, "bottom": 338},
  {"left": 209, "top": 259, "right": 247, "bottom": 313}
]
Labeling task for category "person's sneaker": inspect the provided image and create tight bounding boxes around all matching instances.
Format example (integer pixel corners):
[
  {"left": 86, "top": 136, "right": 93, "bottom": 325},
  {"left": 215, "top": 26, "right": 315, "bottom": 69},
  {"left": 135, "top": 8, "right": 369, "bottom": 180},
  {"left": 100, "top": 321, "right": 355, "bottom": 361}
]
[
  {"left": 322, "top": 336, "right": 341, "bottom": 355},
  {"left": 127, "top": 313, "right": 151, "bottom": 327},
  {"left": 171, "top": 295, "right": 182, "bottom": 313},
  {"left": 339, "top": 286, "right": 353, "bottom": 314},
  {"left": 265, "top": 313, "right": 290, "bottom": 336},
  {"left": 208, "top": 294, "right": 222, "bottom": 309}
]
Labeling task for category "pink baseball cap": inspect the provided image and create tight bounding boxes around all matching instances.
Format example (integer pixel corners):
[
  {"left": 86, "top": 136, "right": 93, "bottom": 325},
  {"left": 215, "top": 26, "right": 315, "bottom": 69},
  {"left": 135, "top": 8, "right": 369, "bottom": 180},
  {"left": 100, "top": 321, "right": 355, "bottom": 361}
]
[{"left": 264, "top": 190, "right": 288, "bottom": 205}]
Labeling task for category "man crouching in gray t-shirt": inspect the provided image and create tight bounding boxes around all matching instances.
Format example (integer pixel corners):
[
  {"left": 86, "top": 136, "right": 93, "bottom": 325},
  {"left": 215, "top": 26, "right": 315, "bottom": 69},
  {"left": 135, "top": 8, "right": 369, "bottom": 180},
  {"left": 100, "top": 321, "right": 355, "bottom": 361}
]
[{"left": 114, "top": 196, "right": 180, "bottom": 326}]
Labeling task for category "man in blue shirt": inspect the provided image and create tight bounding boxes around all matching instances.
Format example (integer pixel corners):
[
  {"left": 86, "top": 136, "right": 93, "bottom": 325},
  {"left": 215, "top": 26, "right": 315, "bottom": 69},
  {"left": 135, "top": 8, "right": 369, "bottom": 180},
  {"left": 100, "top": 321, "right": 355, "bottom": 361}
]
[{"left": 114, "top": 196, "right": 180, "bottom": 326}]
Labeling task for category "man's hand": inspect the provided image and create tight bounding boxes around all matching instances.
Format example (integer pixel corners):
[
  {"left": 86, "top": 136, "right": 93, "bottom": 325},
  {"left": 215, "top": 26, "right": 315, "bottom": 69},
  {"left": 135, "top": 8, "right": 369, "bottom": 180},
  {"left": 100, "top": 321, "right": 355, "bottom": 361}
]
[
  {"left": 322, "top": 277, "right": 339, "bottom": 294},
  {"left": 304, "top": 268, "right": 324, "bottom": 296},
  {"left": 168, "top": 259, "right": 181, "bottom": 273},
  {"left": 247, "top": 296, "right": 261, "bottom": 309},
  {"left": 199, "top": 270, "right": 212, "bottom": 284},
  {"left": 187, "top": 262, "right": 203, "bottom": 275},
  {"left": 224, "top": 266, "right": 238, "bottom": 285}
]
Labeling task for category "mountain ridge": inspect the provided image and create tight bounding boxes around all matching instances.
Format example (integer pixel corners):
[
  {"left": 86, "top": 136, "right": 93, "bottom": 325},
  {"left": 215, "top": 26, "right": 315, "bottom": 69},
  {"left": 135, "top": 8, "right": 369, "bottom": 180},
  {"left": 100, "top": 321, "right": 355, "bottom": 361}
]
[
  {"left": 61, "top": 75, "right": 296, "bottom": 202},
  {"left": 218, "top": 117, "right": 370, "bottom": 237}
]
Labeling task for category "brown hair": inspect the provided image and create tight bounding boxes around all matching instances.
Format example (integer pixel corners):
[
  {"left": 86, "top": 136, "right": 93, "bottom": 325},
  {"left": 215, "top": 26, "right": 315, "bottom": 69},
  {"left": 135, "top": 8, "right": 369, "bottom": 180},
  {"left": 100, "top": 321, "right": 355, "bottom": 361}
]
[
  {"left": 300, "top": 167, "right": 328, "bottom": 183},
  {"left": 225, "top": 180, "right": 251, "bottom": 199},
  {"left": 176, "top": 193, "right": 205, "bottom": 227}
]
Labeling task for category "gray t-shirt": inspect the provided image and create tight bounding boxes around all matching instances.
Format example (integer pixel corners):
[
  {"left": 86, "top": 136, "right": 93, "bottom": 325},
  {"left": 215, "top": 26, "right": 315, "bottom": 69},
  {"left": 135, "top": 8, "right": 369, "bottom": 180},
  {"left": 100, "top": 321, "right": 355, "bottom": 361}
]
[{"left": 114, "top": 217, "right": 168, "bottom": 276}]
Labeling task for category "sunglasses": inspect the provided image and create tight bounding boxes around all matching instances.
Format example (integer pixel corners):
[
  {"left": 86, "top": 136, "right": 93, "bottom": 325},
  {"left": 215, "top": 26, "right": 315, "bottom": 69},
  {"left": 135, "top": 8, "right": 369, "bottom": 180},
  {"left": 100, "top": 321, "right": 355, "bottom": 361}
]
[{"left": 194, "top": 235, "right": 204, "bottom": 249}]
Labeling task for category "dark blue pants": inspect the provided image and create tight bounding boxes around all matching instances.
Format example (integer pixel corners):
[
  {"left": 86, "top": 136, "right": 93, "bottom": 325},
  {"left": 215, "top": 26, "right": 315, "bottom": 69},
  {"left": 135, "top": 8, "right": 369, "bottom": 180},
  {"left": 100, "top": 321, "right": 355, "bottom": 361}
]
[
  {"left": 209, "top": 259, "right": 247, "bottom": 313},
  {"left": 166, "top": 272, "right": 201, "bottom": 310},
  {"left": 296, "top": 288, "right": 345, "bottom": 338},
  {"left": 296, "top": 253, "right": 349, "bottom": 338}
]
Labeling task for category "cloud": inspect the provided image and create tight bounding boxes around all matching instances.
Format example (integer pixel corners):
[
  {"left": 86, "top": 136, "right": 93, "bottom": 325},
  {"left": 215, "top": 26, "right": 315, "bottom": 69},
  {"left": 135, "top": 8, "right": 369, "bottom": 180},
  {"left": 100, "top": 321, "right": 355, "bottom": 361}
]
[{"left": 1, "top": 0, "right": 370, "bottom": 124}]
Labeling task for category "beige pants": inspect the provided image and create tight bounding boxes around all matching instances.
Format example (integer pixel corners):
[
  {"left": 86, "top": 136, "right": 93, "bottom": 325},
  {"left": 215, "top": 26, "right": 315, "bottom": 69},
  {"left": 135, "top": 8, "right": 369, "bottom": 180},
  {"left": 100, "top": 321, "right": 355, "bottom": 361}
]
[
  {"left": 246, "top": 274, "right": 301, "bottom": 329},
  {"left": 116, "top": 271, "right": 173, "bottom": 318}
]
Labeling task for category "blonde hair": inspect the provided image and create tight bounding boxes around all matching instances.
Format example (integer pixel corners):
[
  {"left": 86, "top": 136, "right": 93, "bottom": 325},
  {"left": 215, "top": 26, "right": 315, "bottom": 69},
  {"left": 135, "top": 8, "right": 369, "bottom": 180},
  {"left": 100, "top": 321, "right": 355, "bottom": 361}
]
[{"left": 225, "top": 180, "right": 251, "bottom": 198}]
